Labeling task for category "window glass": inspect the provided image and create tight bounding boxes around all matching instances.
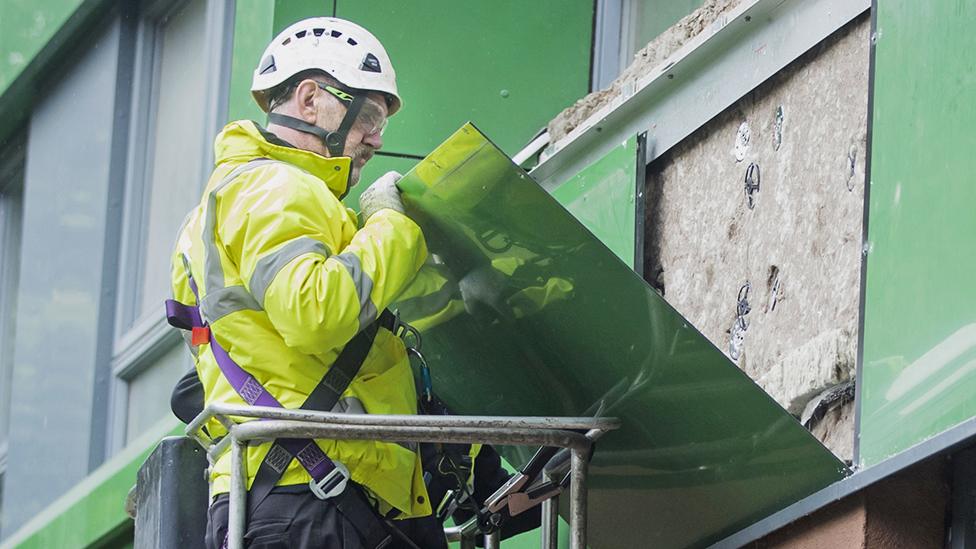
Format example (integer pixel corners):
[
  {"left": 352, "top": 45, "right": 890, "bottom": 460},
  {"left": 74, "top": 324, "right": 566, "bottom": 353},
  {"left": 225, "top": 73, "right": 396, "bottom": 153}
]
[
  {"left": 2, "top": 20, "right": 122, "bottom": 534},
  {"left": 138, "top": 0, "right": 210, "bottom": 319},
  {"left": 628, "top": 0, "right": 705, "bottom": 60},
  {"left": 126, "top": 345, "right": 188, "bottom": 440},
  {"left": 0, "top": 141, "right": 24, "bottom": 478}
]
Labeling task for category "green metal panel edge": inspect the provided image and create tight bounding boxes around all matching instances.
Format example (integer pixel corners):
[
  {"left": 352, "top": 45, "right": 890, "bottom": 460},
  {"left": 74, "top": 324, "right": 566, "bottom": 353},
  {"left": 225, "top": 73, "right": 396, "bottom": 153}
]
[
  {"left": 551, "top": 135, "right": 639, "bottom": 268},
  {"left": 2, "top": 418, "right": 181, "bottom": 549},
  {"left": 857, "top": 0, "right": 976, "bottom": 467}
]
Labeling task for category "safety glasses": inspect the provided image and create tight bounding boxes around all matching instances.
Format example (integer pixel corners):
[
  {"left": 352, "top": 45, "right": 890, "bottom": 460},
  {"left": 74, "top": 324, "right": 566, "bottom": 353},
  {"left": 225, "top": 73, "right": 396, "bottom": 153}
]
[{"left": 317, "top": 82, "right": 388, "bottom": 137}]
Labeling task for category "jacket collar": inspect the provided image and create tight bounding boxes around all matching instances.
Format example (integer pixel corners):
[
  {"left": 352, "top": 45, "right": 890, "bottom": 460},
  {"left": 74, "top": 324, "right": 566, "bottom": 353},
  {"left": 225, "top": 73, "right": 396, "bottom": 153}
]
[{"left": 212, "top": 120, "right": 352, "bottom": 198}]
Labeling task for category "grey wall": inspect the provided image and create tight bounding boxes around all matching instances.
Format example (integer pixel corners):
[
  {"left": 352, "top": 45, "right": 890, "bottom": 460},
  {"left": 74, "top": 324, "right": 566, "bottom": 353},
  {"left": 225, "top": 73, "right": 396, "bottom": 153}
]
[{"left": 1, "top": 17, "right": 126, "bottom": 536}]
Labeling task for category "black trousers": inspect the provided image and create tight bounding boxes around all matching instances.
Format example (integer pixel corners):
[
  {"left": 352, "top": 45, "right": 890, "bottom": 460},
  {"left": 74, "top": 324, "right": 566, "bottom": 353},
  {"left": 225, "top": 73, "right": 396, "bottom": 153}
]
[{"left": 206, "top": 488, "right": 447, "bottom": 549}]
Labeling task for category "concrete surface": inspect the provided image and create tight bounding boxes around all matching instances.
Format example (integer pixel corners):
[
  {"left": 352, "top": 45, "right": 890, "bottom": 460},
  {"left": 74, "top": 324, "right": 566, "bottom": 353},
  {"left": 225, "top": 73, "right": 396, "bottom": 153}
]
[{"left": 749, "top": 458, "right": 947, "bottom": 548}]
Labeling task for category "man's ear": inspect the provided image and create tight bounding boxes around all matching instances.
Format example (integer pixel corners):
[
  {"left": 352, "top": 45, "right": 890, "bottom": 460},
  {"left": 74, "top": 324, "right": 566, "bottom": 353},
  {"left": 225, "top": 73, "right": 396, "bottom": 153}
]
[{"left": 294, "top": 79, "right": 319, "bottom": 123}]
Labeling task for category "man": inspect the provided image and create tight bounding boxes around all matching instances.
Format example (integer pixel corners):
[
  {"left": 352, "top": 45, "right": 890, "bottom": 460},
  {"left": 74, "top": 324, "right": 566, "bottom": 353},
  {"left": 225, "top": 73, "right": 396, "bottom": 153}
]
[{"left": 169, "top": 17, "right": 430, "bottom": 548}]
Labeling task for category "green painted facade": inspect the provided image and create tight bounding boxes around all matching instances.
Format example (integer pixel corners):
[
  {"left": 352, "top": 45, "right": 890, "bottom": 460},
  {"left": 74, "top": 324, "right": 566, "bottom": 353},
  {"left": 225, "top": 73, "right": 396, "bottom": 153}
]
[
  {"left": 857, "top": 0, "right": 976, "bottom": 466},
  {"left": 551, "top": 136, "right": 640, "bottom": 269},
  {"left": 0, "top": 0, "right": 87, "bottom": 95},
  {"left": 225, "top": 1, "right": 274, "bottom": 123},
  {"left": 269, "top": 0, "right": 595, "bottom": 209}
]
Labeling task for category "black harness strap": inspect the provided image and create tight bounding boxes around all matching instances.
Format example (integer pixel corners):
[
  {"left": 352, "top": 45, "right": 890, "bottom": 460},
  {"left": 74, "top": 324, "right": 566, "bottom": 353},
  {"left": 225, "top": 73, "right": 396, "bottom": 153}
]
[
  {"left": 267, "top": 93, "right": 366, "bottom": 158},
  {"left": 247, "top": 310, "right": 397, "bottom": 516}
]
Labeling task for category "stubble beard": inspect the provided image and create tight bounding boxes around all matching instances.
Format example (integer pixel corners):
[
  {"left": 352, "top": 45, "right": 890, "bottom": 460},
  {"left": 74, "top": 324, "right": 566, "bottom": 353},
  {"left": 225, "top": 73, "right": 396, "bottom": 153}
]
[{"left": 346, "top": 143, "right": 373, "bottom": 187}]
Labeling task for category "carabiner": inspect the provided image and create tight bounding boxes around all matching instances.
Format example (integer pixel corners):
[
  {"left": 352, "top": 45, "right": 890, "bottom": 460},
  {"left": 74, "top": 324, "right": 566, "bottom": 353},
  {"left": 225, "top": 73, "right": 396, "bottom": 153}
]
[{"left": 407, "top": 346, "right": 433, "bottom": 402}]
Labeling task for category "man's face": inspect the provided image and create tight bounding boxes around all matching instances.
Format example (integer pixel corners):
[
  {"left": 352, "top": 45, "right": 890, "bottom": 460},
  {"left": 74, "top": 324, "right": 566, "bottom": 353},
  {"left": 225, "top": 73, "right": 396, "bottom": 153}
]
[
  {"left": 313, "top": 87, "right": 389, "bottom": 186},
  {"left": 342, "top": 92, "right": 389, "bottom": 186}
]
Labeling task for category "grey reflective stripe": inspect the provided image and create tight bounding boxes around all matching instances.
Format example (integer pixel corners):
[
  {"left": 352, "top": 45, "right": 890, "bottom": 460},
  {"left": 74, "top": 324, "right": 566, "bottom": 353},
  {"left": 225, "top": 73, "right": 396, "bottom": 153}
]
[
  {"left": 200, "top": 285, "right": 262, "bottom": 323},
  {"left": 396, "top": 441, "right": 419, "bottom": 453},
  {"left": 249, "top": 237, "right": 332, "bottom": 307},
  {"left": 202, "top": 159, "right": 279, "bottom": 310},
  {"left": 327, "top": 397, "right": 417, "bottom": 452},
  {"left": 396, "top": 281, "right": 457, "bottom": 321},
  {"left": 330, "top": 396, "right": 367, "bottom": 415},
  {"left": 179, "top": 331, "right": 200, "bottom": 359},
  {"left": 332, "top": 252, "right": 378, "bottom": 330}
]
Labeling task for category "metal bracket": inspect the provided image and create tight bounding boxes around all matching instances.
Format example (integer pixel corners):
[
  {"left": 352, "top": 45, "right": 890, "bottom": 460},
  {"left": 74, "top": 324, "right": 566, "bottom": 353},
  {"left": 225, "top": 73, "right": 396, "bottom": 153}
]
[
  {"left": 532, "top": 0, "right": 870, "bottom": 190},
  {"left": 744, "top": 162, "right": 761, "bottom": 209}
]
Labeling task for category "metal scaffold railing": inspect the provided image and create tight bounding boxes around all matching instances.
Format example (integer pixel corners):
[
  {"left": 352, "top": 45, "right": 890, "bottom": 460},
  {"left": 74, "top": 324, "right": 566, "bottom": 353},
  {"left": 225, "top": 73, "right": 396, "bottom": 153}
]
[{"left": 187, "top": 403, "right": 619, "bottom": 549}]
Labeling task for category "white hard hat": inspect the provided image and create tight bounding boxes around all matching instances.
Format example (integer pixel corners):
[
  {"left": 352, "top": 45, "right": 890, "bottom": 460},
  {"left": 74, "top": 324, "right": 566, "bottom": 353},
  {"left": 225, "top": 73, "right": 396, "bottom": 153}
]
[{"left": 251, "top": 17, "right": 401, "bottom": 115}]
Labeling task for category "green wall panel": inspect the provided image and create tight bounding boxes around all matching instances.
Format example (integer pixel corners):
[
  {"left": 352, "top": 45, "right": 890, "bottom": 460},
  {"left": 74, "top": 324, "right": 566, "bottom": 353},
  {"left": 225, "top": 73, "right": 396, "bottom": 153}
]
[
  {"left": 272, "top": 0, "right": 328, "bottom": 35},
  {"left": 227, "top": 1, "right": 275, "bottom": 123},
  {"left": 858, "top": 1, "right": 976, "bottom": 467},
  {"left": 268, "top": 1, "right": 593, "bottom": 158},
  {"left": 0, "top": 0, "right": 86, "bottom": 97},
  {"left": 551, "top": 136, "right": 640, "bottom": 269},
  {"left": 397, "top": 124, "right": 846, "bottom": 548}
]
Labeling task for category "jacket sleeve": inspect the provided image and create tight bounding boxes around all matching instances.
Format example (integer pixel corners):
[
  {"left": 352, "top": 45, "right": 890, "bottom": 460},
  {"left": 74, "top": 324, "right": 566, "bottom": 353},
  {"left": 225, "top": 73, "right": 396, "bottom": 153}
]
[{"left": 221, "top": 166, "right": 428, "bottom": 355}]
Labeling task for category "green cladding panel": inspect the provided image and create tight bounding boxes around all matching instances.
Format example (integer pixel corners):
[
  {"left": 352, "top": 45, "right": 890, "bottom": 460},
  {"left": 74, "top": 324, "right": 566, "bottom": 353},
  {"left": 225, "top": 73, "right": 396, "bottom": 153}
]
[
  {"left": 227, "top": 1, "right": 275, "bottom": 122},
  {"left": 266, "top": 1, "right": 593, "bottom": 211},
  {"left": 858, "top": 1, "right": 976, "bottom": 467},
  {"left": 333, "top": 0, "right": 593, "bottom": 158},
  {"left": 551, "top": 136, "right": 640, "bottom": 269},
  {"left": 396, "top": 124, "right": 847, "bottom": 549},
  {"left": 0, "top": 0, "right": 86, "bottom": 97}
]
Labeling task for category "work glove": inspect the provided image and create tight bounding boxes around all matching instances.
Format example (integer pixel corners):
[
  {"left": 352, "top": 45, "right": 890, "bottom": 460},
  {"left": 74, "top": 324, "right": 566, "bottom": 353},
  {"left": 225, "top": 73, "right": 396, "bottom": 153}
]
[{"left": 359, "top": 171, "right": 405, "bottom": 222}]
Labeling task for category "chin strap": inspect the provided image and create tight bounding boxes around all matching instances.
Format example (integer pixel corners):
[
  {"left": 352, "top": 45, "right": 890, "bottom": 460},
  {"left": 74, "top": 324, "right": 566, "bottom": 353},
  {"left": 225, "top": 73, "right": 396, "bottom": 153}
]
[{"left": 267, "top": 93, "right": 366, "bottom": 158}]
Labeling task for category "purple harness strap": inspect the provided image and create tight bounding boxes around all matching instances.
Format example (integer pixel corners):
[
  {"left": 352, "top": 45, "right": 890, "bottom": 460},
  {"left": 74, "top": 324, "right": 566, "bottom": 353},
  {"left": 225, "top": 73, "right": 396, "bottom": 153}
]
[{"left": 166, "top": 288, "right": 339, "bottom": 483}]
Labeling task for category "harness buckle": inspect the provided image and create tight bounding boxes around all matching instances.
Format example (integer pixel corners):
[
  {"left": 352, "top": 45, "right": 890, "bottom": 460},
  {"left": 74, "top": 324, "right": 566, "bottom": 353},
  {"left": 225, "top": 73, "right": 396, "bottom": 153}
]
[{"left": 309, "top": 460, "right": 350, "bottom": 500}]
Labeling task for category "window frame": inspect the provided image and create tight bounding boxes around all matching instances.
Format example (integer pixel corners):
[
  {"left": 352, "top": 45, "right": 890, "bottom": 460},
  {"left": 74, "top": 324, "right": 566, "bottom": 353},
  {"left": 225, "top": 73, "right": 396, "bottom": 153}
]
[
  {"left": 109, "top": 0, "right": 233, "bottom": 451},
  {"left": 0, "top": 132, "right": 26, "bottom": 494}
]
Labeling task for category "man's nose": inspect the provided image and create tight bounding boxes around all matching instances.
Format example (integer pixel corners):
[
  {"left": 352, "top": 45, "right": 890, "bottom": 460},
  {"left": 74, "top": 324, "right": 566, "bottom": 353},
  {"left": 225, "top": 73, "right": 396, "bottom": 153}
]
[{"left": 363, "top": 131, "right": 383, "bottom": 150}]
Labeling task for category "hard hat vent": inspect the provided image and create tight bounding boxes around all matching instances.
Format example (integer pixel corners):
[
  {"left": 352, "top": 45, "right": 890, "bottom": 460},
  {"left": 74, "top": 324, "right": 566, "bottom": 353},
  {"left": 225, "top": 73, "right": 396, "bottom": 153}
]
[
  {"left": 258, "top": 55, "right": 276, "bottom": 75},
  {"left": 361, "top": 53, "right": 382, "bottom": 73},
  {"left": 252, "top": 17, "right": 401, "bottom": 115}
]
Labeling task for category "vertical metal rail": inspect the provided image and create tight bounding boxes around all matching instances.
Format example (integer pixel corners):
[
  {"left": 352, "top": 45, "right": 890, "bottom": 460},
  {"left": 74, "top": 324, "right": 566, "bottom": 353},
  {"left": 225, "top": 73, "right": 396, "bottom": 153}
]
[
  {"left": 459, "top": 534, "right": 477, "bottom": 549},
  {"left": 569, "top": 449, "right": 588, "bottom": 549},
  {"left": 227, "top": 438, "right": 248, "bottom": 549},
  {"left": 484, "top": 530, "right": 501, "bottom": 549},
  {"left": 541, "top": 471, "right": 560, "bottom": 549}
]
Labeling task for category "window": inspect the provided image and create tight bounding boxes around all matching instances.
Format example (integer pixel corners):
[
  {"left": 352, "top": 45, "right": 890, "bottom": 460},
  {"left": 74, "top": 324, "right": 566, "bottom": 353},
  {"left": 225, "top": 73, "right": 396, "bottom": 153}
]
[
  {"left": 0, "top": 135, "right": 25, "bottom": 533},
  {"left": 592, "top": 0, "right": 706, "bottom": 90},
  {"left": 111, "top": 0, "right": 232, "bottom": 449}
]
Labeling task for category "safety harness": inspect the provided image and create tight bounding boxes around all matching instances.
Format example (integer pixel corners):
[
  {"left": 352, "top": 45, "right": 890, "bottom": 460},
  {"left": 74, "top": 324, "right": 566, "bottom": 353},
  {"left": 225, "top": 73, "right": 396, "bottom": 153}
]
[
  {"left": 267, "top": 82, "right": 367, "bottom": 158},
  {"left": 165, "top": 160, "right": 406, "bottom": 548}
]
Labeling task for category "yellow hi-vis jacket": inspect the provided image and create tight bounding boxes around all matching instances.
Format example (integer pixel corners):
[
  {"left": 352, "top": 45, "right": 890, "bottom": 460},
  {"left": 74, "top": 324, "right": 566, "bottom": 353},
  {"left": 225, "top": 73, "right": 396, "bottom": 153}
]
[{"left": 170, "top": 120, "right": 431, "bottom": 518}]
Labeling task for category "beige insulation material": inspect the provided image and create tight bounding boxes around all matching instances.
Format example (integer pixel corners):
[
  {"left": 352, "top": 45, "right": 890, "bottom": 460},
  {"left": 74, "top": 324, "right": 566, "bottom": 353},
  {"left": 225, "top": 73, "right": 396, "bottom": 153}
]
[
  {"left": 641, "top": 16, "right": 871, "bottom": 461},
  {"left": 549, "top": 0, "right": 745, "bottom": 143}
]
